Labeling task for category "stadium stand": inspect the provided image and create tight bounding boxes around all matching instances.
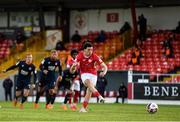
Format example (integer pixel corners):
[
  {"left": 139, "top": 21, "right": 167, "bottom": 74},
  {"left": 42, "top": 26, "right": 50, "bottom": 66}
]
[
  {"left": 0, "top": 30, "right": 122, "bottom": 77},
  {"left": 107, "top": 32, "right": 180, "bottom": 77},
  {"left": 0, "top": 33, "right": 46, "bottom": 79},
  {"left": 62, "top": 31, "right": 122, "bottom": 65},
  {"left": 0, "top": 39, "right": 12, "bottom": 63}
]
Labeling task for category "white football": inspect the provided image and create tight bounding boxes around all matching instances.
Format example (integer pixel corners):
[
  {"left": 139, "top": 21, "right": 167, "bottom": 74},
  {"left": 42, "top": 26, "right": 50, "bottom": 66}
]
[{"left": 146, "top": 103, "right": 158, "bottom": 114}]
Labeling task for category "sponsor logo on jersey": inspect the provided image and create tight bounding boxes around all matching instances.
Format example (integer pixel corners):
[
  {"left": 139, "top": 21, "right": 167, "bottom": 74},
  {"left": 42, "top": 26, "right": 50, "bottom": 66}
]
[
  {"left": 20, "top": 70, "right": 28, "bottom": 75},
  {"left": 48, "top": 66, "right": 55, "bottom": 71}
]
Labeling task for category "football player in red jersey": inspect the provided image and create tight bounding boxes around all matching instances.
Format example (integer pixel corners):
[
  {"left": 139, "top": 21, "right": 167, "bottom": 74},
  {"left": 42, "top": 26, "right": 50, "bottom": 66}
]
[{"left": 71, "top": 41, "right": 107, "bottom": 112}]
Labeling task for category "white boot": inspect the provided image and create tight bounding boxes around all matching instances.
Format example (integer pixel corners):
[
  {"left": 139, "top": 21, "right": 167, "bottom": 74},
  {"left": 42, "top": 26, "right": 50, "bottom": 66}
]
[
  {"left": 79, "top": 107, "right": 87, "bottom": 112},
  {"left": 98, "top": 96, "right": 105, "bottom": 103}
]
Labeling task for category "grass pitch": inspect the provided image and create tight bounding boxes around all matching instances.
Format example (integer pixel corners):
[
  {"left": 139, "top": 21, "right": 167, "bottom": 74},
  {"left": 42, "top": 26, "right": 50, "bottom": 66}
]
[{"left": 0, "top": 101, "right": 180, "bottom": 121}]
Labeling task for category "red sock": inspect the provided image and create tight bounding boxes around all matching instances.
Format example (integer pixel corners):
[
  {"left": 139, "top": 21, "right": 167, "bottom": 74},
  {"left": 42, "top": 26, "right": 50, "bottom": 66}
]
[
  {"left": 93, "top": 91, "right": 100, "bottom": 97},
  {"left": 68, "top": 93, "right": 72, "bottom": 104},
  {"left": 82, "top": 101, "right": 88, "bottom": 108},
  {"left": 74, "top": 90, "right": 79, "bottom": 103}
]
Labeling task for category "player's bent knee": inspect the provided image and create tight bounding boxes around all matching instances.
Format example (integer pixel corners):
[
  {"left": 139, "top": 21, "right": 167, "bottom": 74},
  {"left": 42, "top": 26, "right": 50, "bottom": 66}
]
[
  {"left": 49, "top": 89, "right": 54, "bottom": 95},
  {"left": 16, "top": 91, "right": 21, "bottom": 96},
  {"left": 24, "top": 90, "right": 30, "bottom": 96}
]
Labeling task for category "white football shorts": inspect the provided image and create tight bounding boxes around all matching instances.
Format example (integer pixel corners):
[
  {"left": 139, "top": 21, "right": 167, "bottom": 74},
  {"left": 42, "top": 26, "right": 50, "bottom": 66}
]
[
  {"left": 81, "top": 73, "right": 97, "bottom": 86},
  {"left": 71, "top": 80, "right": 80, "bottom": 91}
]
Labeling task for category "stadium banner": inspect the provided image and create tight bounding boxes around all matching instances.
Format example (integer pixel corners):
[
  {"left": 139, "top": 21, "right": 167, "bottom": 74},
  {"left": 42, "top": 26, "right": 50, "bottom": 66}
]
[
  {"left": 133, "top": 83, "right": 180, "bottom": 100},
  {"left": 45, "top": 30, "right": 62, "bottom": 50},
  {"left": 107, "top": 13, "right": 119, "bottom": 22}
]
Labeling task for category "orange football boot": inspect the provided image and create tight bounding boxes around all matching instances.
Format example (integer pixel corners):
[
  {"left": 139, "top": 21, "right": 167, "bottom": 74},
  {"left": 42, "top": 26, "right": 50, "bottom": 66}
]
[{"left": 34, "top": 103, "right": 39, "bottom": 109}]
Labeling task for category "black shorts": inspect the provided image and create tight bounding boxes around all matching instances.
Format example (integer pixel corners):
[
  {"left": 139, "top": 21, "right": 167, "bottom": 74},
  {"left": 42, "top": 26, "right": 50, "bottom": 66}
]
[
  {"left": 38, "top": 74, "right": 48, "bottom": 87},
  {"left": 61, "top": 80, "right": 72, "bottom": 90},
  {"left": 16, "top": 80, "right": 30, "bottom": 91},
  {"left": 38, "top": 80, "right": 47, "bottom": 88},
  {"left": 46, "top": 81, "right": 56, "bottom": 90}
]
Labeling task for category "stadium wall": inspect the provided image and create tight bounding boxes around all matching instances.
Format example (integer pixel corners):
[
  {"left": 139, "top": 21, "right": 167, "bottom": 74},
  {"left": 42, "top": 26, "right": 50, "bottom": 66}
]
[
  {"left": 127, "top": 82, "right": 180, "bottom": 105},
  {"left": 70, "top": 6, "right": 180, "bottom": 36},
  {"left": 1, "top": 6, "right": 180, "bottom": 36},
  {"left": 105, "top": 71, "right": 128, "bottom": 91}
]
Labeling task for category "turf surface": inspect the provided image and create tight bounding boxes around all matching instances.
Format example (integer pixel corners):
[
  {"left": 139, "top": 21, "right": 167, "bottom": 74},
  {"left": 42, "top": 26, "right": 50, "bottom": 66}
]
[{"left": 0, "top": 101, "right": 180, "bottom": 121}]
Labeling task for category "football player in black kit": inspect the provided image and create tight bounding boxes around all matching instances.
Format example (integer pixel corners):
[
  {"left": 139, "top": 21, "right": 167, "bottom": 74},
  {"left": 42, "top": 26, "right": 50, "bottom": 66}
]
[
  {"left": 34, "top": 50, "right": 62, "bottom": 109},
  {"left": 59, "top": 49, "right": 80, "bottom": 110},
  {"left": 3, "top": 53, "right": 37, "bottom": 109},
  {"left": 59, "top": 68, "right": 79, "bottom": 110}
]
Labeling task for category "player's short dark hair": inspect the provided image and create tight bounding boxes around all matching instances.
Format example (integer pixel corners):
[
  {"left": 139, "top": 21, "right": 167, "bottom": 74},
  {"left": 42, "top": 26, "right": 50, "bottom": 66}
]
[
  {"left": 82, "top": 41, "right": 93, "bottom": 50},
  {"left": 70, "top": 48, "right": 78, "bottom": 56}
]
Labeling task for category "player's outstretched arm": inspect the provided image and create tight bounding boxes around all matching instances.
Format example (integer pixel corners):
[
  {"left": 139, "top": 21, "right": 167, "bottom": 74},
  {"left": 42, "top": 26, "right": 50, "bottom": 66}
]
[
  {"left": 55, "top": 74, "right": 62, "bottom": 86},
  {"left": 99, "top": 62, "right": 108, "bottom": 77},
  {"left": 3, "top": 62, "right": 20, "bottom": 73},
  {"left": 70, "top": 63, "right": 77, "bottom": 74}
]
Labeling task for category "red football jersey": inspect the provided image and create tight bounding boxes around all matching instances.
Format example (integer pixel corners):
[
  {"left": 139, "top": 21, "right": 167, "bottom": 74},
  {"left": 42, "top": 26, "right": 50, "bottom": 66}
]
[
  {"left": 76, "top": 51, "right": 103, "bottom": 75},
  {"left": 66, "top": 56, "right": 75, "bottom": 68}
]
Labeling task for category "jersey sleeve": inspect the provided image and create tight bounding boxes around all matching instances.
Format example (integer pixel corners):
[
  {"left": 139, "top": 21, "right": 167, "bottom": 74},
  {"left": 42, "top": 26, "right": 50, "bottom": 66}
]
[
  {"left": 5, "top": 61, "right": 21, "bottom": 72},
  {"left": 75, "top": 53, "right": 81, "bottom": 63},
  {"left": 94, "top": 54, "right": 103, "bottom": 65},
  {"left": 66, "top": 56, "right": 73, "bottom": 68},
  {"left": 39, "top": 58, "right": 47, "bottom": 70}
]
